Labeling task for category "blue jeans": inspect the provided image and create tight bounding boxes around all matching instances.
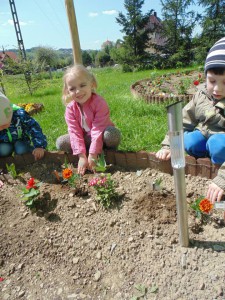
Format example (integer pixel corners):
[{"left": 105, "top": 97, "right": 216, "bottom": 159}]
[
  {"left": 0, "top": 140, "right": 33, "bottom": 157},
  {"left": 184, "top": 131, "right": 225, "bottom": 164}
]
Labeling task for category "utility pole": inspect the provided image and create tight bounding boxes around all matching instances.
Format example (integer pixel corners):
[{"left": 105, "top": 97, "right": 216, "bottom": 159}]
[
  {"left": 8, "top": 0, "right": 32, "bottom": 95},
  {"left": 9, "top": 0, "right": 27, "bottom": 60}
]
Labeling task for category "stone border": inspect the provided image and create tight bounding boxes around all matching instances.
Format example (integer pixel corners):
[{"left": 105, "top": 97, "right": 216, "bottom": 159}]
[
  {"left": 130, "top": 80, "right": 193, "bottom": 104},
  {"left": 0, "top": 150, "right": 219, "bottom": 180}
]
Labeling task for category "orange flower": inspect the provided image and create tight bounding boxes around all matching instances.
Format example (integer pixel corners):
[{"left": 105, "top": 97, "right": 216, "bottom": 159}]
[
  {"left": 199, "top": 198, "right": 213, "bottom": 214},
  {"left": 62, "top": 168, "right": 73, "bottom": 179}
]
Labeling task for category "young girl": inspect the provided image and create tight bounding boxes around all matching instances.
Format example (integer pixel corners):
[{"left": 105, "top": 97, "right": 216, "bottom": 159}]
[
  {"left": 56, "top": 64, "right": 121, "bottom": 175},
  {"left": 156, "top": 37, "right": 225, "bottom": 204}
]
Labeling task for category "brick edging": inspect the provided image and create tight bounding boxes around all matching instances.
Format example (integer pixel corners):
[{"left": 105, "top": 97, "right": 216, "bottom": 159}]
[{"left": 0, "top": 150, "right": 219, "bottom": 180}]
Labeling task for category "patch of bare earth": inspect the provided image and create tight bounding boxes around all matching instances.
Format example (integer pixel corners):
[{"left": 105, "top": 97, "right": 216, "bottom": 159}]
[{"left": 0, "top": 162, "right": 225, "bottom": 300}]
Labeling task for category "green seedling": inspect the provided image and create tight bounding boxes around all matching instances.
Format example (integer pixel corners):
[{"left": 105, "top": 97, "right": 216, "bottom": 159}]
[
  {"left": 94, "top": 152, "right": 107, "bottom": 173},
  {"left": 153, "top": 178, "right": 162, "bottom": 191},
  {"left": 131, "top": 283, "right": 148, "bottom": 299},
  {"left": 6, "top": 163, "right": 17, "bottom": 179}
]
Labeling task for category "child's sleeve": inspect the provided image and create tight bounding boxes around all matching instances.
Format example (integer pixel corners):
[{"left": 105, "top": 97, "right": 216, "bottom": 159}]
[
  {"left": 89, "top": 99, "right": 111, "bottom": 154},
  {"left": 183, "top": 93, "right": 199, "bottom": 132},
  {"left": 213, "top": 163, "right": 225, "bottom": 190},
  {"left": 65, "top": 106, "right": 86, "bottom": 155},
  {"left": 19, "top": 110, "right": 47, "bottom": 149}
]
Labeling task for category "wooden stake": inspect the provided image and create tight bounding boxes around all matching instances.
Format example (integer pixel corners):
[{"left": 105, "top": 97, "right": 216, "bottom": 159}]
[{"left": 65, "top": 0, "right": 83, "bottom": 64}]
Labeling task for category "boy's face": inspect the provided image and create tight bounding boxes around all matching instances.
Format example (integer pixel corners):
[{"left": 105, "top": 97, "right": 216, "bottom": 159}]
[
  {"left": 206, "top": 70, "right": 225, "bottom": 100},
  {"left": 0, "top": 122, "right": 10, "bottom": 131}
]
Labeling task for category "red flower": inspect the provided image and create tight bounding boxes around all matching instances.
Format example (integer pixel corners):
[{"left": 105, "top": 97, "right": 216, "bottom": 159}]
[
  {"left": 193, "top": 80, "right": 200, "bottom": 86},
  {"left": 26, "top": 177, "right": 37, "bottom": 190},
  {"left": 0, "top": 277, "right": 4, "bottom": 282},
  {"left": 62, "top": 168, "right": 73, "bottom": 179},
  {"left": 199, "top": 198, "right": 213, "bottom": 214}
]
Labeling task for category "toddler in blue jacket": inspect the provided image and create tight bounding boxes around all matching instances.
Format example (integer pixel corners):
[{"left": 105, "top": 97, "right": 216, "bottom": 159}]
[{"left": 0, "top": 92, "right": 47, "bottom": 186}]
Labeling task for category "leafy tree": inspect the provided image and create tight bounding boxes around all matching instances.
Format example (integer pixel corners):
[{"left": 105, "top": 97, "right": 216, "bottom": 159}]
[
  {"left": 195, "top": 0, "right": 225, "bottom": 62},
  {"left": 82, "top": 50, "right": 92, "bottom": 66},
  {"left": 33, "top": 46, "right": 59, "bottom": 70},
  {"left": 1, "top": 57, "right": 45, "bottom": 95},
  {"left": 95, "top": 51, "right": 111, "bottom": 67},
  {"left": 160, "top": 0, "right": 200, "bottom": 67},
  {"left": 116, "top": 0, "right": 152, "bottom": 67}
]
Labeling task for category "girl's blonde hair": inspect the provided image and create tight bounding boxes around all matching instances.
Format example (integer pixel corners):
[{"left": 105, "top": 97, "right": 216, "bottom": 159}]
[{"left": 62, "top": 64, "right": 97, "bottom": 105}]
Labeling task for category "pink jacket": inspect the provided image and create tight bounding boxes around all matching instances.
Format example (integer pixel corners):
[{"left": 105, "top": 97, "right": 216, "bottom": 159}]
[{"left": 65, "top": 93, "right": 114, "bottom": 155}]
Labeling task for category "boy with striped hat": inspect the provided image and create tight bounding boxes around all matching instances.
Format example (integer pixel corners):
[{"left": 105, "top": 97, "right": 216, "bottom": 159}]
[{"left": 156, "top": 37, "right": 225, "bottom": 204}]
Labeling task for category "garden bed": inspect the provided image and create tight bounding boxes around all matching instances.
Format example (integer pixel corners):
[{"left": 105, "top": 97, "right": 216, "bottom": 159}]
[
  {"left": 0, "top": 158, "right": 225, "bottom": 300},
  {"left": 130, "top": 70, "right": 204, "bottom": 104}
]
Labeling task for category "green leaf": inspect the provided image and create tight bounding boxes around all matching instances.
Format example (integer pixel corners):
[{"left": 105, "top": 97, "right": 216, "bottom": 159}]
[
  {"left": 6, "top": 163, "right": 17, "bottom": 179},
  {"left": 135, "top": 284, "right": 147, "bottom": 296},
  {"left": 25, "top": 198, "right": 34, "bottom": 207},
  {"left": 149, "top": 285, "right": 158, "bottom": 293},
  {"left": 95, "top": 153, "right": 107, "bottom": 173}
]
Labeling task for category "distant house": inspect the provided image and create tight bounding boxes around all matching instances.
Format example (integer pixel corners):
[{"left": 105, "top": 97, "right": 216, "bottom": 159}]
[
  {"left": 146, "top": 12, "right": 167, "bottom": 54},
  {"left": 101, "top": 40, "right": 114, "bottom": 50},
  {"left": 0, "top": 51, "right": 18, "bottom": 67}
]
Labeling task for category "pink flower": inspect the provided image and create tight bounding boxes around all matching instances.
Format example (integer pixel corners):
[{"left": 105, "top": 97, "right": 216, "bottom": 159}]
[{"left": 0, "top": 277, "right": 4, "bottom": 282}]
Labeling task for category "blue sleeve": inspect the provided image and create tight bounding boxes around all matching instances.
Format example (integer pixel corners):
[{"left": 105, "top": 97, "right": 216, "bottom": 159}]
[{"left": 17, "top": 109, "right": 48, "bottom": 149}]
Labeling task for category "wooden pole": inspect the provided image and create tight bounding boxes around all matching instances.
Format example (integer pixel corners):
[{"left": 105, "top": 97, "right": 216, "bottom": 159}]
[{"left": 65, "top": 0, "right": 82, "bottom": 64}]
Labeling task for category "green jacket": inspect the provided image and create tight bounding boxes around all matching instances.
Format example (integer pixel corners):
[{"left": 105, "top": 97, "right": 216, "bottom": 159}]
[{"left": 161, "top": 84, "right": 225, "bottom": 189}]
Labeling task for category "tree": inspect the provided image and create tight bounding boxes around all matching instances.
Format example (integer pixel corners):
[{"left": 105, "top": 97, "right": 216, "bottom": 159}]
[
  {"left": 160, "top": 0, "right": 200, "bottom": 67},
  {"left": 116, "top": 0, "right": 152, "bottom": 68},
  {"left": 95, "top": 51, "right": 111, "bottom": 67},
  {"left": 196, "top": 0, "right": 225, "bottom": 60},
  {"left": 34, "top": 46, "right": 59, "bottom": 70},
  {"left": 82, "top": 51, "right": 92, "bottom": 66}
]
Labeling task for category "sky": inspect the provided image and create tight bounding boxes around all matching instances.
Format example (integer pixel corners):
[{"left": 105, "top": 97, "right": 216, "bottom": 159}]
[{"left": 0, "top": 0, "right": 163, "bottom": 51}]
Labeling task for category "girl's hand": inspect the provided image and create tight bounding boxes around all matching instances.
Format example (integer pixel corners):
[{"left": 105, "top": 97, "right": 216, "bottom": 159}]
[
  {"left": 155, "top": 149, "right": 171, "bottom": 160},
  {"left": 207, "top": 182, "right": 224, "bottom": 203},
  {"left": 78, "top": 154, "right": 88, "bottom": 176},
  {"left": 32, "top": 148, "right": 45, "bottom": 160},
  {"left": 88, "top": 154, "right": 98, "bottom": 172}
]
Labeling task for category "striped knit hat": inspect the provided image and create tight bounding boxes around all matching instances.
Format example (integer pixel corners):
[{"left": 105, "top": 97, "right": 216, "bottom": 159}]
[{"left": 205, "top": 37, "right": 225, "bottom": 73}]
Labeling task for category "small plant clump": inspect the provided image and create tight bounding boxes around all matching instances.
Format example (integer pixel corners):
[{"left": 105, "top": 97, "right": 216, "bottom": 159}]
[
  {"left": 62, "top": 167, "right": 80, "bottom": 188},
  {"left": 52, "top": 160, "right": 80, "bottom": 188},
  {"left": 94, "top": 152, "right": 107, "bottom": 173},
  {"left": 190, "top": 196, "right": 213, "bottom": 223},
  {"left": 17, "top": 103, "right": 44, "bottom": 115},
  {"left": 89, "top": 173, "right": 118, "bottom": 208},
  {"left": 20, "top": 177, "right": 41, "bottom": 208},
  {"left": 6, "top": 163, "right": 17, "bottom": 179}
]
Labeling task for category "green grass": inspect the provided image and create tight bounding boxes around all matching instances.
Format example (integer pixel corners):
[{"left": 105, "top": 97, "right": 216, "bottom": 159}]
[{"left": 2, "top": 66, "right": 199, "bottom": 152}]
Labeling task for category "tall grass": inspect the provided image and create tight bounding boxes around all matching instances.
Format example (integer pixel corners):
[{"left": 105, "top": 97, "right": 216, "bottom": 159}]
[{"left": 2, "top": 66, "right": 197, "bottom": 152}]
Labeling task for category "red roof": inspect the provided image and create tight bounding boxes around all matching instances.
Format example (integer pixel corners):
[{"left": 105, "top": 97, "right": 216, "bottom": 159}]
[{"left": 0, "top": 51, "right": 18, "bottom": 62}]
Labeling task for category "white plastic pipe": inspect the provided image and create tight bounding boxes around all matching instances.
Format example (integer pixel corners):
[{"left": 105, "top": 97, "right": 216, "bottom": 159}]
[{"left": 167, "top": 101, "right": 189, "bottom": 247}]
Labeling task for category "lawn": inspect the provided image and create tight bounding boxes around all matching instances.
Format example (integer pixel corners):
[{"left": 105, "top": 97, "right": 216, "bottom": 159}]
[{"left": 2, "top": 66, "right": 198, "bottom": 152}]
